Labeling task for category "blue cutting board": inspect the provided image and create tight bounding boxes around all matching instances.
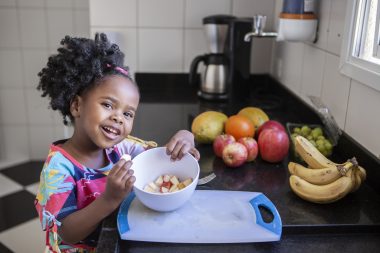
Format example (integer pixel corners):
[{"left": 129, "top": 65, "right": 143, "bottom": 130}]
[{"left": 117, "top": 190, "right": 282, "bottom": 243}]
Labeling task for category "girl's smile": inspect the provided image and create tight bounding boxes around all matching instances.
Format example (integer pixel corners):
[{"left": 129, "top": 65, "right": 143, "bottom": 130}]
[{"left": 101, "top": 125, "right": 122, "bottom": 139}]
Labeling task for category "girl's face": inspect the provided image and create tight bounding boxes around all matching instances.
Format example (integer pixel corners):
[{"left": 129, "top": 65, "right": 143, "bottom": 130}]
[{"left": 72, "top": 75, "right": 140, "bottom": 149}]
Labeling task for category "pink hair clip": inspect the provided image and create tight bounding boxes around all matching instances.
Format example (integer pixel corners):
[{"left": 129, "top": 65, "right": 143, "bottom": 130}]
[
  {"left": 106, "top": 64, "right": 129, "bottom": 76},
  {"left": 115, "top": 66, "right": 129, "bottom": 76}
]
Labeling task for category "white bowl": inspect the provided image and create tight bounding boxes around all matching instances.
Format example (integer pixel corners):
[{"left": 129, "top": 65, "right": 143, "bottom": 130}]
[{"left": 131, "top": 147, "right": 200, "bottom": 212}]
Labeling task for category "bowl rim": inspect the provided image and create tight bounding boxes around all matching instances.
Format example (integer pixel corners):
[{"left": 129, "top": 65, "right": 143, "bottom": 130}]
[{"left": 132, "top": 147, "right": 200, "bottom": 196}]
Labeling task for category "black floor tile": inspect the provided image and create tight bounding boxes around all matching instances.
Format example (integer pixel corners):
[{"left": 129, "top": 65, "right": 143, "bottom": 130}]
[
  {"left": 0, "top": 190, "right": 38, "bottom": 232},
  {"left": 0, "top": 161, "right": 44, "bottom": 186},
  {"left": 0, "top": 242, "right": 13, "bottom": 253}
]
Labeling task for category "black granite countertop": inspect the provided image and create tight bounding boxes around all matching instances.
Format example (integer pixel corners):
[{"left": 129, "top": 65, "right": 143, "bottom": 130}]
[{"left": 96, "top": 74, "right": 380, "bottom": 253}]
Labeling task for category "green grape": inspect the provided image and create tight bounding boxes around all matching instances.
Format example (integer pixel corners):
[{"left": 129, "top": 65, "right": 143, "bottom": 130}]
[
  {"left": 316, "top": 139, "right": 325, "bottom": 146},
  {"left": 300, "top": 125, "right": 311, "bottom": 136},
  {"left": 325, "top": 140, "right": 333, "bottom": 152},
  {"left": 311, "top": 127, "right": 322, "bottom": 139},
  {"left": 309, "top": 140, "right": 317, "bottom": 147},
  {"left": 317, "top": 144, "right": 326, "bottom": 154},
  {"left": 311, "top": 131, "right": 318, "bottom": 139},
  {"left": 321, "top": 149, "right": 330, "bottom": 157},
  {"left": 312, "top": 127, "right": 323, "bottom": 136},
  {"left": 293, "top": 127, "right": 301, "bottom": 134},
  {"left": 317, "top": 135, "right": 325, "bottom": 141},
  {"left": 307, "top": 135, "right": 314, "bottom": 141},
  {"left": 290, "top": 133, "right": 298, "bottom": 143}
]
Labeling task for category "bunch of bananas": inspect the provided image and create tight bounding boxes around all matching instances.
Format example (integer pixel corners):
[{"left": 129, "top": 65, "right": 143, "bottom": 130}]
[{"left": 288, "top": 135, "right": 366, "bottom": 204}]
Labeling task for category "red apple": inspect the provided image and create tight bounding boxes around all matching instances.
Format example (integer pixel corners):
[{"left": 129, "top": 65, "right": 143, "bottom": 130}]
[
  {"left": 222, "top": 142, "right": 248, "bottom": 167},
  {"left": 238, "top": 137, "right": 258, "bottom": 162},
  {"left": 213, "top": 134, "right": 236, "bottom": 157},
  {"left": 256, "top": 120, "right": 286, "bottom": 139},
  {"left": 258, "top": 129, "right": 289, "bottom": 163}
]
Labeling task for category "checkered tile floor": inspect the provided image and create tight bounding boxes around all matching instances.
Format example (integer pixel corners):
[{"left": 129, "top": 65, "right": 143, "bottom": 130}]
[{"left": 0, "top": 161, "right": 46, "bottom": 253}]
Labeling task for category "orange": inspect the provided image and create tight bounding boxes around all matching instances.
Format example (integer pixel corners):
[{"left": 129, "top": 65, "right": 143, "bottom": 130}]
[{"left": 225, "top": 115, "right": 255, "bottom": 140}]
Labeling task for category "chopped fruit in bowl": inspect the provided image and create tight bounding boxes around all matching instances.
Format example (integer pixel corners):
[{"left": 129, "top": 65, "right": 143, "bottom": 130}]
[
  {"left": 143, "top": 174, "right": 193, "bottom": 193},
  {"left": 131, "top": 147, "right": 199, "bottom": 212}
]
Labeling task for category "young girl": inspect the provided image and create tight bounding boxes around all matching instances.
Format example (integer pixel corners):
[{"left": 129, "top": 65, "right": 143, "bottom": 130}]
[{"left": 35, "top": 33, "right": 200, "bottom": 253}]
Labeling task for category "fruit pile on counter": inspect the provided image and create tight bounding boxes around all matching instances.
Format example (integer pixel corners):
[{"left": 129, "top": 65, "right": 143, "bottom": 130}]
[
  {"left": 191, "top": 106, "right": 367, "bottom": 204},
  {"left": 191, "top": 107, "right": 290, "bottom": 167}
]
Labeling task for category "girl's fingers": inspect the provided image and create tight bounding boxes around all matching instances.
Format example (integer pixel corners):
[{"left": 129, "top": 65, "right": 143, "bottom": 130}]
[
  {"left": 113, "top": 161, "right": 131, "bottom": 178},
  {"left": 108, "top": 159, "right": 127, "bottom": 177},
  {"left": 121, "top": 168, "right": 134, "bottom": 181},
  {"left": 116, "top": 168, "right": 135, "bottom": 190},
  {"left": 168, "top": 142, "right": 182, "bottom": 160},
  {"left": 190, "top": 147, "right": 201, "bottom": 160},
  {"left": 170, "top": 142, "right": 192, "bottom": 160},
  {"left": 165, "top": 141, "right": 176, "bottom": 155},
  {"left": 125, "top": 176, "right": 136, "bottom": 189}
]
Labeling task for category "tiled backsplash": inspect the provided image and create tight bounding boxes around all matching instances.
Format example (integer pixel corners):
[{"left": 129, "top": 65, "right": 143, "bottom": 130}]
[{"left": 0, "top": 0, "right": 379, "bottom": 164}]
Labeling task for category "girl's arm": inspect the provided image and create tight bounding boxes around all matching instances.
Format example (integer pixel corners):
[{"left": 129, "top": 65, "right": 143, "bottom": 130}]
[
  {"left": 58, "top": 159, "right": 135, "bottom": 244},
  {"left": 165, "top": 130, "right": 200, "bottom": 161}
]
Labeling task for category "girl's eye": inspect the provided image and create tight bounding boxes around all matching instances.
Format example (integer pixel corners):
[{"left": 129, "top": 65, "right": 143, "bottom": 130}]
[
  {"left": 102, "top": 103, "right": 112, "bottom": 109},
  {"left": 124, "top": 112, "right": 134, "bottom": 119}
]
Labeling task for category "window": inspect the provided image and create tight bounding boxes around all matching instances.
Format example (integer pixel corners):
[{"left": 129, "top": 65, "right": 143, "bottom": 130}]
[
  {"left": 374, "top": 0, "right": 380, "bottom": 58},
  {"left": 340, "top": 0, "right": 380, "bottom": 91},
  {"left": 359, "top": 0, "right": 380, "bottom": 63}
]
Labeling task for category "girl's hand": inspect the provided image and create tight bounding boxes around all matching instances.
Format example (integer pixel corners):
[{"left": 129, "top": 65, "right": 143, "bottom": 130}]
[
  {"left": 102, "top": 159, "right": 135, "bottom": 207},
  {"left": 165, "top": 130, "right": 201, "bottom": 161}
]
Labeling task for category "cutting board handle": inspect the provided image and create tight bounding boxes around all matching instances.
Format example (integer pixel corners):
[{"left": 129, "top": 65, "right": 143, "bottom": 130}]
[{"left": 249, "top": 194, "right": 282, "bottom": 236}]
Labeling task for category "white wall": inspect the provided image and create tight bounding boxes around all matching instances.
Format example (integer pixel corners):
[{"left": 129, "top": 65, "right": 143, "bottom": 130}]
[
  {"left": 271, "top": 0, "right": 380, "bottom": 159},
  {"left": 89, "top": 0, "right": 276, "bottom": 75},
  {"left": 0, "top": 0, "right": 89, "bottom": 166}
]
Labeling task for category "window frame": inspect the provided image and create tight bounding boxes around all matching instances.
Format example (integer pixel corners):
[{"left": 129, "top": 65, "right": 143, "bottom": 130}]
[
  {"left": 374, "top": 0, "right": 380, "bottom": 58},
  {"left": 340, "top": 0, "right": 380, "bottom": 92}
]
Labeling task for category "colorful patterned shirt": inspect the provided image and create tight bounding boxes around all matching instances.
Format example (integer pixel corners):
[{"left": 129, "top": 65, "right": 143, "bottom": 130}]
[{"left": 35, "top": 137, "right": 154, "bottom": 253}]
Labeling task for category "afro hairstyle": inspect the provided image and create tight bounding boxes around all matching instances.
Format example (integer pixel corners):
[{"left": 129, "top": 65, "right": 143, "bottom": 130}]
[{"left": 37, "top": 33, "right": 134, "bottom": 125}]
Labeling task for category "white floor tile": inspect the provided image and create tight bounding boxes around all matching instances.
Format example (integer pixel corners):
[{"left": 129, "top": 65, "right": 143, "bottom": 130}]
[
  {"left": 0, "top": 174, "right": 23, "bottom": 197},
  {"left": 0, "top": 218, "right": 46, "bottom": 253},
  {"left": 25, "top": 182, "right": 39, "bottom": 196}
]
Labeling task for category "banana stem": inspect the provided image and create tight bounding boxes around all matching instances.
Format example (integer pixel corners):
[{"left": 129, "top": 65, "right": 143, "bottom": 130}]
[
  {"left": 348, "top": 157, "right": 358, "bottom": 167},
  {"left": 336, "top": 157, "right": 359, "bottom": 176}
]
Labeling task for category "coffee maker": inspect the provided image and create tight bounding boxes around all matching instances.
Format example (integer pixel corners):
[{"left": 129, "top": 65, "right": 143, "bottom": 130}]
[{"left": 189, "top": 15, "right": 253, "bottom": 101}]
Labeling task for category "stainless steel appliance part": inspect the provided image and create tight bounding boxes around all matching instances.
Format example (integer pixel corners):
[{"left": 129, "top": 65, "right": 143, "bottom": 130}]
[{"left": 189, "top": 15, "right": 253, "bottom": 101}]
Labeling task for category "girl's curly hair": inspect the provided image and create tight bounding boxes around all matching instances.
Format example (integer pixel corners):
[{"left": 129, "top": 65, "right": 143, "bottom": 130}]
[{"left": 37, "top": 33, "right": 134, "bottom": 125}]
